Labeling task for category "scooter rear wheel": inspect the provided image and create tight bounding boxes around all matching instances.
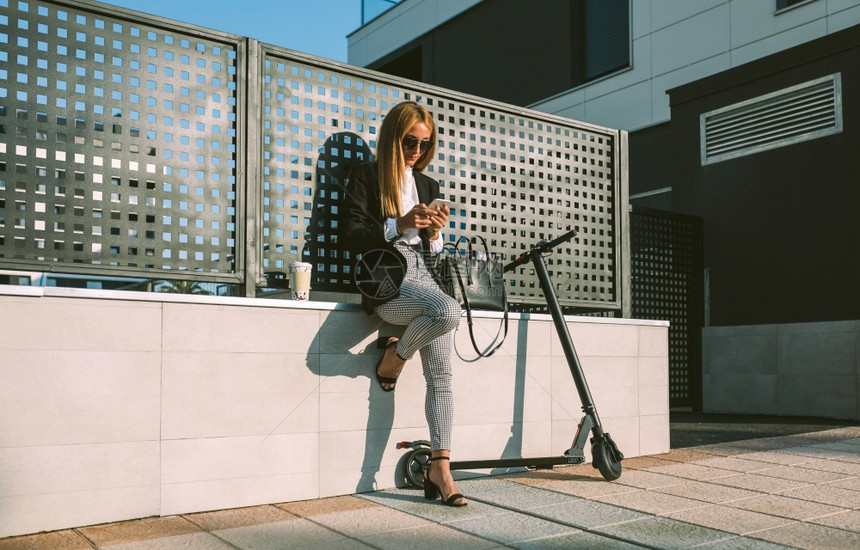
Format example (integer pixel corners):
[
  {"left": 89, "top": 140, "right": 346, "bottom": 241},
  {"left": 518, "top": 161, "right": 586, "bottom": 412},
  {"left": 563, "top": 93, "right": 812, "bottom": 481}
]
[
  {"left": 405, "top": 447, "right": 431, "bottom": 489},
  {"left": 592, "top": 438, "right": 623, "bottom": 481}
]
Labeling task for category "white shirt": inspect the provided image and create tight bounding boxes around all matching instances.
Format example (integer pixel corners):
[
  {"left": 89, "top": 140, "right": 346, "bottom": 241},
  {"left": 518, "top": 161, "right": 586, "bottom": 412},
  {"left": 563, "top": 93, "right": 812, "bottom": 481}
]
[{"left": 384, "top": 167, "right": 444, "bottom": 254}]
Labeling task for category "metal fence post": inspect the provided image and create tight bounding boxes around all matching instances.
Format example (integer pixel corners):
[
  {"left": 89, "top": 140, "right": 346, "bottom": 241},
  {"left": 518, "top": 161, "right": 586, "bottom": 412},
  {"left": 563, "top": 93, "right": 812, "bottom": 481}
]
[{"left": 242, "top": 38, "right": 263, "bottom": 297}]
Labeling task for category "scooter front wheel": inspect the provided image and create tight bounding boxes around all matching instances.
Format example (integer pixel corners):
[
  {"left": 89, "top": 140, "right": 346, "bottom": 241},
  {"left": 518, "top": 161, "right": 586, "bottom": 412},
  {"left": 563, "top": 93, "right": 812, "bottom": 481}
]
[{"left": 592, "top": 437, "right": 623, "bottom": 481}]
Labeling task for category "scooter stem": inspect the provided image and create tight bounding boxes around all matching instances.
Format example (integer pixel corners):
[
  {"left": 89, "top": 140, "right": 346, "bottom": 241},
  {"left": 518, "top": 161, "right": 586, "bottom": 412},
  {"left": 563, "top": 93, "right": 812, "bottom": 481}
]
[{"left": 531, "top": 251, "right": 602, "bottom": 428}]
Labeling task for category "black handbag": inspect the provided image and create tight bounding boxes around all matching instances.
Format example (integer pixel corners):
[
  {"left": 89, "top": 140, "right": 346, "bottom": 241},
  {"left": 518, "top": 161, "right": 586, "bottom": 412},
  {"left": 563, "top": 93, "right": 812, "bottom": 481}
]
[{"left": 434, "top": 235, "right": 508, "bottom": 359}]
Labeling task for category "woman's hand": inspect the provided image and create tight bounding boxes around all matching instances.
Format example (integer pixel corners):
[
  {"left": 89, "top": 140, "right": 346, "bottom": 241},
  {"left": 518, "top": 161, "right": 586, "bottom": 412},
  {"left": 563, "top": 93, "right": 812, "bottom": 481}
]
[
  {"left": 426, "top": 203, "right": 449, "bottom": 239},
  {"left": 397, "top": 204, "right": 436, "bottom": 232}
]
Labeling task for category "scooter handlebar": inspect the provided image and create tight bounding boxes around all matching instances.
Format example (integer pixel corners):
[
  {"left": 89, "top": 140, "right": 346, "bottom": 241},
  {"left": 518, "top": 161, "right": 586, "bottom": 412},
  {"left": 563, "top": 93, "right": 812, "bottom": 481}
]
[
  {"left": 503, "top": 228, "right": 578, "bottom": 273},
  {"left": 536, "top": 228, "right": 578, "bottom": 254}
]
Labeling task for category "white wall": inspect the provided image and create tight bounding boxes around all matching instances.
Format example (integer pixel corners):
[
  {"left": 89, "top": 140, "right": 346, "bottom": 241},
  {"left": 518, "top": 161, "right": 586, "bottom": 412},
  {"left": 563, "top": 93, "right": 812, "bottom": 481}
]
[
  {"left": 0, "top": 286, "right": 669, "bottom": 537},
  {"left": 703, "top": 320, "right": 860, "bottom": 419},
  {"left": 348, "top": 0, "right": 860, "bottom": 131}
]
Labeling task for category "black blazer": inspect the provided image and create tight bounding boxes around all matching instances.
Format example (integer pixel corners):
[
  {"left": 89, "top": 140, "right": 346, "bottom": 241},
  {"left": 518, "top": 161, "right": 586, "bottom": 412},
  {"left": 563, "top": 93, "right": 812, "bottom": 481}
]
[{"left": 341, "top": 162, "right": 440, "bottom": 312}]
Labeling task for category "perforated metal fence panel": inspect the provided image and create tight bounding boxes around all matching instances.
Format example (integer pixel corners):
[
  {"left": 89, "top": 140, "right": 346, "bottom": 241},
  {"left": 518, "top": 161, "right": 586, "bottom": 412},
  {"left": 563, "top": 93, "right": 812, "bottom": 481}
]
[
  {"left": 630, "top": 207, "right": 703, "bottom": 409},
  {"left": 0, "top": 0, "right": 244, "bottom": 280},
  {"left": 1, "top": 0, "right": 628, "bottom": 309},
  {"left": 259, "top": 46, "right": 625, "bottom": 307}
]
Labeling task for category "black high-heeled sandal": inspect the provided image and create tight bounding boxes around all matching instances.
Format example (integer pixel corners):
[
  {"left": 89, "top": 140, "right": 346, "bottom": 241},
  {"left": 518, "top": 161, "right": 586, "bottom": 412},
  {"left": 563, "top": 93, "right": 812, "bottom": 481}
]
[
  {"left": 423, "top": 456, "right": 467, "bottom": 507},
  {"left": 376, "top": 337, "right": 404, "bottom": 392}
]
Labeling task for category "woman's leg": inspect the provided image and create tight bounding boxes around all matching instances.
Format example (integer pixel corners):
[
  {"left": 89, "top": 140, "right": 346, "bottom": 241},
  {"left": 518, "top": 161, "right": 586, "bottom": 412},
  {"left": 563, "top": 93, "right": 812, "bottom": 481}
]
[
  {"left": 375, "top": 279, "right": 461, "bottom": 449},
  {"left": 375, "top": 279, "right": 461, "bottom": 361},
  {"left": 376, "top": 281, "right": 466, "bottom": 505},
  {"left": 417, "top": 325, "right": 454, "bottom": 451}
]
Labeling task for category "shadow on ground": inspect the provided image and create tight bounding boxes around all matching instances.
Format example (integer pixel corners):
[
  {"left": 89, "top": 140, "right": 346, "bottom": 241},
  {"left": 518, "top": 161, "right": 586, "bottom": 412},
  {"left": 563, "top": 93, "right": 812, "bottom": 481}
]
[{"left": 670, "top": 411, "right": 859, "bottom": 448}]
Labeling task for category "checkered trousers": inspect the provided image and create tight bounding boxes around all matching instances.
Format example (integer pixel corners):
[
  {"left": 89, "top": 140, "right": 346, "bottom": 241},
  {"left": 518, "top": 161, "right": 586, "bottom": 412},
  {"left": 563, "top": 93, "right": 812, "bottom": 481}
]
[{"left": 374, "top": 242, "right": 462, "bottom": 451}]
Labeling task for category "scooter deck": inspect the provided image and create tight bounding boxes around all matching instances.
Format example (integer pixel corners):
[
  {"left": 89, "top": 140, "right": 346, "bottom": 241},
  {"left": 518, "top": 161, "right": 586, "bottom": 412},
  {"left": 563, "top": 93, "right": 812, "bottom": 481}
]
[{"left": 450, "top": 455, "right": 585, "bottom": 470}]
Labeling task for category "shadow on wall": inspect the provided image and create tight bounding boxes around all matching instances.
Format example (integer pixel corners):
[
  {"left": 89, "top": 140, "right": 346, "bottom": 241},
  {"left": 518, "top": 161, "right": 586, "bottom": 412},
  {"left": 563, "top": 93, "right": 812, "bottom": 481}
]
[
  {"left": 299, "top": 313, "right": 538, "bottom": 492},
  {"left": 303, "top": 310, "right": 411, "bottom": 493},
  {"left": 303, "top": 132, "right": 373, "bottom": 292},
  {"left": 303, "top": 131, "right": 409, "bottom": 492}
]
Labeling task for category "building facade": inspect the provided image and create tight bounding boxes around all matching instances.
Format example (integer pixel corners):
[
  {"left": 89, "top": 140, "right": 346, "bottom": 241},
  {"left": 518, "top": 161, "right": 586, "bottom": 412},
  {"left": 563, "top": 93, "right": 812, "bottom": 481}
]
[{"left": 349, "top": 0, "right": 860, "bottom": 417}]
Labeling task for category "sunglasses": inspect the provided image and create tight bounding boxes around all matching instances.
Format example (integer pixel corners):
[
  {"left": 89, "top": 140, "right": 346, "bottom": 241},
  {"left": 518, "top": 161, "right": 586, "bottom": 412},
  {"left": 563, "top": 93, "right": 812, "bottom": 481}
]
[{"left": 402, "top": 136, "right": 433, "bottom": 153}]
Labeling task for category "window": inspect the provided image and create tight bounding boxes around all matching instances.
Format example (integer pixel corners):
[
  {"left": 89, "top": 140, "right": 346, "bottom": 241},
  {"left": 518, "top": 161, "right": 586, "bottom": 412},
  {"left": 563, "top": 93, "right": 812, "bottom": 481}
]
[
  {"left": 776, "top": 0, "right": 815, "bottom": 14},
  {"left": 579, "top": 0, "right": 630, "bottom": 82},
  {"left": 700, "top": 73, "right": 842, "bottom": 165},
  {"left": 776, "top": 0, "right": 815, "bottom": 11}
]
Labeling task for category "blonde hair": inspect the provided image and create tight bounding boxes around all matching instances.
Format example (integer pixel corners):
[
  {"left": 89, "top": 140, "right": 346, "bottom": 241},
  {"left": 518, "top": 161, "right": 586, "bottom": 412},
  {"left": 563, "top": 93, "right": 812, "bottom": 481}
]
[{"left": 376, "top": 101, "right": 437, "bottom": 218}]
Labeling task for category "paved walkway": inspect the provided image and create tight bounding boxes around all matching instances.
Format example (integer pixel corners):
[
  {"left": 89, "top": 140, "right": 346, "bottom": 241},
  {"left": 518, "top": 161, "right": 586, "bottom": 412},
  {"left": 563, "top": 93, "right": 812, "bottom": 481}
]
[{"left": 2, "top": 425, "right": 859, "bottom": 549}]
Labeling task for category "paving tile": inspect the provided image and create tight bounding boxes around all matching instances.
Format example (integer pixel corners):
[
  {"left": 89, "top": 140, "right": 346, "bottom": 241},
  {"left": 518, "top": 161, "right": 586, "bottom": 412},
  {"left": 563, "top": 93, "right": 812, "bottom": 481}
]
[
  {"left": 213, "top": 519, "right": 371, "bottom": 550},
  {"left": 276, "top": 495, "right": 380, "bottom": 517},
  {"left": 824, "top": 476, "right": 860, "bottom": 491},
  {"left": 503, "top": 464, "right": 605, "bottom": 485},
  {"left": 754, "top": 464, "right": 852, "bottom": 484},
  {"left": 0, "top": 530, "right": 93, "bottom": 550},
  {"left": 529, "top": 477, "right": 639, "bottom": 500},
  {"left": 774, "top": 445, "right": 855, "bottom": 461},
  {"left": 100, "top": 532, "right": 235, "bottom": 550},
  {"left": 184, "top": 505, "right": 297, "bottom": 531},
  {"left": 787, "top": 457, "right": 860, "bottom": 475},
  {"left": 511, "top": 530, "right": 649, "bottom": 549},
  {"left": 709, "top": 473, "right": 810, "bottom": 493},
  {"left": 358, "top": 488, "right": 507, "bottom": 524},
  {"left": 651, "top": 479, "right": 760, "bottom": 503},
  {"left": 721, "top": 437, "right": 806, "bottom": 452},
  {"left": 444, "top": 510, "right": 578, "bottom": 545},
  {"left": 78, "top": 516, "right": 201, "bottom": 547},
  {"left": 751, "top": 521, "right": 860, "bottom": 550},
  {"left": 594, "top": 489, "right": 708, "bottom": 515},
  {"left": 815, "top": 441, "right": 860, "bottom": 453},
  {"left": 807, "top": 509, "right": 860, "bottom": 531},
  {"left": 612, "top": 469, "right": 688, "bottom": 490},
  {"left": 456, "top": 476, "right": 529, "bottom": 494},
  {"left": 739, "top": 450, "right": 817, "bottom": 467},
  {"left": 359, "top": 523, "right": 502, "bottom": 550},
  {"left": 528, "top": 498, "right": 650, "bottom": 529},
  {"left": 778, "top": 483, "right": 860, "bottom": 508},
  {"left": 661, "top": 449, "right": 729, "bottom": 463},
  {"left": 550, "top": 463, "right": 608, "bottom": 479},
  {"left": 294, "top": 505, "right": 432, "bottom": 537},
  {"left": 821, "top": 428, "right": 860, "bottom": 439},
  {"left": 665, "top": 504, "right": 794, "bottom": 535},
  {"left": 693, "top": 456, "right": 776, "bottom": 474},
  {"left": 595, "top": 516, "right": 735, "bottom": 549},
  {"left": 687, "top": 444, "right": 754, "bottom": 457},
  {"left": 646, "top": 462, "right": 738, "bottom": 481},
  {"left": 727, "top": 493, "right": 845, "bottom": 520},
  {"left": 469, "top": 483, "right": 583, "bottom": 510},
  {"left": 619, "top": 455, "right": 680, "bottom": 470},
  {"left": 692, "top": 535, "right": 798, "bottom": 549},
  {"left": 811, "top": 450, "right": 860, "bottom": 464}
]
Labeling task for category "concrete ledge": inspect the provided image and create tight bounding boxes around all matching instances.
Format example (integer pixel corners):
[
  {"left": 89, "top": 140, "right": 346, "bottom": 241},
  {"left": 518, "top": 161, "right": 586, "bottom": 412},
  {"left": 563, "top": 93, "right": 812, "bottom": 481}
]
[{"left": 0, "top": 286, "right": 669, "bottom": 537}]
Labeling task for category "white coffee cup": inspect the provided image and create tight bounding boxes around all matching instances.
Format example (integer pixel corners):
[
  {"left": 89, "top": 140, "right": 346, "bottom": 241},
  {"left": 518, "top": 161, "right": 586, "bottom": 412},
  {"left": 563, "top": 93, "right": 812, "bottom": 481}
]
[{"left": 289, "top": 261, "right": 313, "bottom": 301}]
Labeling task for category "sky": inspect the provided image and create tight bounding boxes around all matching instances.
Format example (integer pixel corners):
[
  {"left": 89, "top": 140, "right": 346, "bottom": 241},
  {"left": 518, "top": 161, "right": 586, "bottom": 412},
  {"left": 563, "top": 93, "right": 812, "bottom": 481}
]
[{"left": 93, "top": 0, "right": 392, "bottom": 63}]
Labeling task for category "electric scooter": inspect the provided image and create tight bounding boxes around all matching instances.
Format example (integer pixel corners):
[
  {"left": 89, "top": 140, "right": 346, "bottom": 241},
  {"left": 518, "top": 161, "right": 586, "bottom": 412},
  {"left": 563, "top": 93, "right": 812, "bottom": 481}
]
[{"left": 399, "top": 228, "right": 624, "bottom": 487}]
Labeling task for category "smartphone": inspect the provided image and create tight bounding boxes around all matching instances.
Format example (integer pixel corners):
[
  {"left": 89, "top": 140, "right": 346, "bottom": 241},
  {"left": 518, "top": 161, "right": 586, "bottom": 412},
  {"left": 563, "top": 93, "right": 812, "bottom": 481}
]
[{"left": 428, "top": 198, "right": 452, "bottom": 210}]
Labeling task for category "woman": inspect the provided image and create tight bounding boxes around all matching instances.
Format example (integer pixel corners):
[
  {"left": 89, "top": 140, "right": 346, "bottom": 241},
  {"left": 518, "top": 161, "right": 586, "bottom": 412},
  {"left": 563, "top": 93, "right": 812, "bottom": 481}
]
[{"left": 341, "top": 101, "right": 467, "bottom": 507}]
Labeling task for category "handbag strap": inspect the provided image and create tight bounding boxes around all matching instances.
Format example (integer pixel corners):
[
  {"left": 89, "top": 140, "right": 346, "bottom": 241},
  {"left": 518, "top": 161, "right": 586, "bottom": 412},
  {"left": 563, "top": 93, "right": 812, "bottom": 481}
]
[{"left": 448, "top": 257, "right": 509, "bottom": 360}]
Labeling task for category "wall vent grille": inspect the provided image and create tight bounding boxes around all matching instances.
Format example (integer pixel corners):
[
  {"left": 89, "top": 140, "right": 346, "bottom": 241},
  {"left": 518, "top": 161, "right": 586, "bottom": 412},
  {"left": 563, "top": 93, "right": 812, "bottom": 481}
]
[{"left": 701, "top": 73, "right": 842, "bottom": 165}]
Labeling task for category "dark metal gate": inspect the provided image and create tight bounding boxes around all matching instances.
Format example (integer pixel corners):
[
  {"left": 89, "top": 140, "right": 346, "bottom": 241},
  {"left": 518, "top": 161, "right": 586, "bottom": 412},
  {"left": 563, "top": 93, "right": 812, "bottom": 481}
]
[{"left": 630, "top": 207, "right": 704, "bottom": 409}]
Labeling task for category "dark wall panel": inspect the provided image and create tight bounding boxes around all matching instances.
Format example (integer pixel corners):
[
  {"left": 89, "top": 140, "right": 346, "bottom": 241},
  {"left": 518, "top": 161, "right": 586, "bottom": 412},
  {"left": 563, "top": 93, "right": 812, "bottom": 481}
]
[
  {"left": 628, "top": 122, "right": 671, "bottom": 198},
  {"left": 432, "top": 0, "right": 575, "bottom": 106},
  {"left": 669, "top": 27, "right": 860, "bottom": 325}
]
